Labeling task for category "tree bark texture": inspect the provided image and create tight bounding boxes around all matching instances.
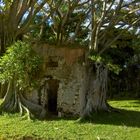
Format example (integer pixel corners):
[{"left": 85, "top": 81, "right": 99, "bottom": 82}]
[{"left": 80, "top": 62, "right": 109, "bottom": 118}]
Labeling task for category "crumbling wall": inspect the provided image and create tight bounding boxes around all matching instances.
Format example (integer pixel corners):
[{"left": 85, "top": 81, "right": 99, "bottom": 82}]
[{"left": 32, "top": 44, "right": 86, "bottom": 116}]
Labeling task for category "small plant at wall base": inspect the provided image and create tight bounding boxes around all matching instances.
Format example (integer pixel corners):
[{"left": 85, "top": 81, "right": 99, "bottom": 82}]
[{"left": 0, "top": 41, "right": 46, "bottom": 119}]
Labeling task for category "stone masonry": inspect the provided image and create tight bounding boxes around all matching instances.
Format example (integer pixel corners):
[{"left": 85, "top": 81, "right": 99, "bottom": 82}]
[{"left": 32, "top": 44, "right": 86, "bottom": 117}]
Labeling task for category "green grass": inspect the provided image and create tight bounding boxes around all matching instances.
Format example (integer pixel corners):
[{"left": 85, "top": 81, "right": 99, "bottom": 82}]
[{"left": 0, "top": 100, "right": 140, "bottom": 140}]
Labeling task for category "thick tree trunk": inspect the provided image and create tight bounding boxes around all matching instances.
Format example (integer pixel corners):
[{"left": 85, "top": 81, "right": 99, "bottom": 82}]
[{"left": 80, "top": 62, "right": 110, "bottom": 118}]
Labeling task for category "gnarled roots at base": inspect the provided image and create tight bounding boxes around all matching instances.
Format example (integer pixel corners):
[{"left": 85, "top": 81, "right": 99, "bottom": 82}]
[{"left": 0, "top": 82, "right": 46, "bottom": 119}]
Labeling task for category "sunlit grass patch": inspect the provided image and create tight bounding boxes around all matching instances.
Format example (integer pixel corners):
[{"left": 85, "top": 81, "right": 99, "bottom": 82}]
[{"left": 0, "top": 99, "right": 140, "bottom": 140}]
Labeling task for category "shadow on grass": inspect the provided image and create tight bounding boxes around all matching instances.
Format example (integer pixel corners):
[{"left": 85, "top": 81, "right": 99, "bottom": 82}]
[
  {"left": 133, "top": 100, "right": 140, "bottom": 104},
  {"left": 78, "top": 109, "right": 140, "bottom": 128},
  {"left": 45, "top": 99, "right": 140, "bottom": 128},
  {"left": 44, "top": 108, "right": 140, "bottom": 128}
]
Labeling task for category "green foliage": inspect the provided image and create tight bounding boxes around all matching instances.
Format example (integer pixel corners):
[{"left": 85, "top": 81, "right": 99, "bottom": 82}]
[
  {"left": 89, "top": 54, "right": 102, "bottom": 63},
  {"left": 89, "top": 54, "right": 122, "bottom": 75},
  {"left": 107, "top": 63, "right": 122, "bottom": 75},
  {"left": 0, "top": 41, "right": 42, "bottom": 91},
  {"left": 132, "top": 37, "right": 140, "bottom": 55},
  {"left": 89, "top": 29, "right": 139, "bottom": 75}
]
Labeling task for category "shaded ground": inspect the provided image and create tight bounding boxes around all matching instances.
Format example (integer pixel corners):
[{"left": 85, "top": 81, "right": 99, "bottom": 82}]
[
  {"left": 79, "top": 109, "right": 140, "bottom": 128},
  {"left": 78, "top": 100, "right": 140, "bottom": 128}
]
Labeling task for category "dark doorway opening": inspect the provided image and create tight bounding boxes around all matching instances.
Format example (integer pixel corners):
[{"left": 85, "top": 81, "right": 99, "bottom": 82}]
[{"left": 47, "top": 79, "right": 59, "bottom": 115}]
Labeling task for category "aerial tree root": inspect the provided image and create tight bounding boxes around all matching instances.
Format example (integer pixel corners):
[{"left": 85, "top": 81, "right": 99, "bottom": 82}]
[{"left": 0, "top": 84, "right": 47, "bottom": 119}]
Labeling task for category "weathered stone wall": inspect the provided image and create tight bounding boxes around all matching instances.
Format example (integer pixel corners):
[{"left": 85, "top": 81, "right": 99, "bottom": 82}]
[{"left": 32, "top": 44, "right": 86, "bottom": 116}]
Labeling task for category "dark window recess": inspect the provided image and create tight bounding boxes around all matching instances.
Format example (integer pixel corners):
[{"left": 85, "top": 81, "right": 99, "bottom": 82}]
[{"left": 46, "top": 61, "right": 58, "bottom": 67}]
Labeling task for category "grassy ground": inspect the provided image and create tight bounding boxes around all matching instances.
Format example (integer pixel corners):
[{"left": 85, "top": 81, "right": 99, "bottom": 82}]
[{"left": 0, "top": 100, "right": 140, "bottom": 140}]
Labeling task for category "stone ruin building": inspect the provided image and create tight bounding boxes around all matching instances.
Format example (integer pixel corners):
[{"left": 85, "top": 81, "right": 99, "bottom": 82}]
[{"left": 26, "top": 44, "right": 87, "bottom": 117}]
